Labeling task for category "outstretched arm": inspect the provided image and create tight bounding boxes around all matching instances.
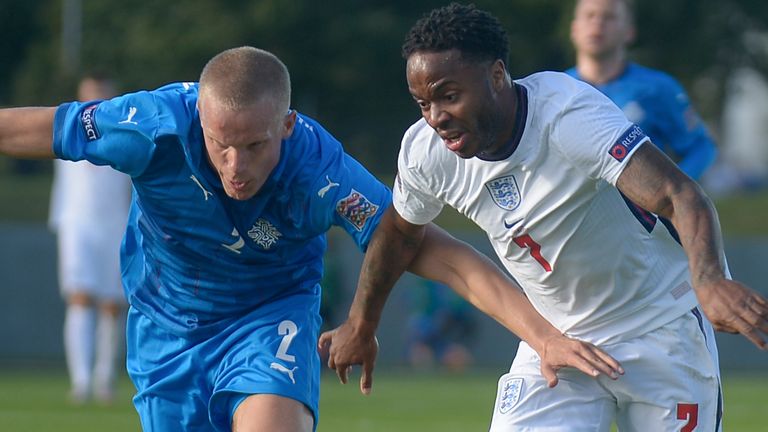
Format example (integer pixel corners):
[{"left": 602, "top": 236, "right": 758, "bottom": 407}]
[
  {"left": 407, "top": 223, "right": 623, "bottom": 387},
  {"left": 318, "top": 207, "right": 424, "bottom": 394},
  {"left": 617, "top": 142, "right": 768, "bottom": 349},
  {"left": 0, "top": 107, "right": 57, "bottom": 158},
  {"left": 319, "top": 206, "right": 624, "bottom": 394}
]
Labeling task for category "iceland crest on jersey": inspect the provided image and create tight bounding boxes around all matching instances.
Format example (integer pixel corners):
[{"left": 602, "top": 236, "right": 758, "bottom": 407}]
[
  {"left": 498, "top": 376, "right": 524, "bottom": 414},
  {"left": 336, "top": 189, "right": 379, "bottom": 231},
  {"left": 247, "top": 218, "right": 282, "bottom": 250},
  {"left": 485, "top": 175, "right": 521, "bottom": 210}
]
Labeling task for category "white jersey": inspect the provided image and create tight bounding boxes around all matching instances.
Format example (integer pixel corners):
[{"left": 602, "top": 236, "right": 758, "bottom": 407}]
[
  {"left": 49, "top": 159, "right": 131, "bottom": 232},
  {"left": 50, "top": 159, "right": 131, "bottom": 297},
  {"left": 393, "top": 71, "right": 698, "bottom": 345}
]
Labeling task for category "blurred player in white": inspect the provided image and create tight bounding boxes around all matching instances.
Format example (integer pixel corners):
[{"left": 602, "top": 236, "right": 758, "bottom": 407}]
[
  {"left": 49, "top": 74, "right": 131, "bottom": 403},
  {"left": 323, "top": 4, "right": 768, "bottom": 431}
]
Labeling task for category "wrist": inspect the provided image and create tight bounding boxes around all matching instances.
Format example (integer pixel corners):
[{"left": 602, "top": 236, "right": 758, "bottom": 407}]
[
  {"left": 345, "top": 314, "right": 380, "bottom": 338},
  {"left": 528, "top": 329, "right": 563, "bottom": 357}
]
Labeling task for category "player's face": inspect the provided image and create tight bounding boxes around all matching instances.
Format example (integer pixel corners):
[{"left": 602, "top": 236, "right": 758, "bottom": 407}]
[
  {"left": 571, "top": 0, "right": 634, "bottom": 59},
  {"left": 406, "top": 49, "right": 512, "bottom": 159},
  {"left": 199, "top": 96, "right": 296, "bottom": 200}
]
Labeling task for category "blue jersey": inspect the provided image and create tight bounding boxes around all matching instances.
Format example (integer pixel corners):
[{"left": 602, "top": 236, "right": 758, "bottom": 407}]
[
  {"left": 565, "top": 63, "right": 717, "bottom": 179},
  {"left": 53, "top": 82, "right": 391, "bottom": 339}
]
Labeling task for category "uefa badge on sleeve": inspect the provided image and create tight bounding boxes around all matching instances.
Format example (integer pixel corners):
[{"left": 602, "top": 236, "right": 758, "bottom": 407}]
[
  {"left": 609, "top": 124, "right": 646, "bottom": 162},
  {"left": 498, "top": 376, "right": 524, "bottom": 414}
]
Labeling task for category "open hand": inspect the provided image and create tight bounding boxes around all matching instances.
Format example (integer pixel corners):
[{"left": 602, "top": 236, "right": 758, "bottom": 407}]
[
  {"left": 539, "top": 335, "right": 624, "bottom": 388},
  {"left": 318, "top": 320, "right": 379, "bottom": 395},
  {"left": 696, "top": 278, "right": 768, "bottom": 350}
]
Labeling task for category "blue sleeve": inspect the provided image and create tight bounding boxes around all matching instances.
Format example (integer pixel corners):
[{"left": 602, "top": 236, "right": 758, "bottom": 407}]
[
  {"left": 52, "top": 92, "right": 161, "bottom": 177},
  {"left": 299, "top": 118, "right": 392, "bottom": 252},
  {"left": 653, "top": 78, "right": 718, "bottom": 180}
]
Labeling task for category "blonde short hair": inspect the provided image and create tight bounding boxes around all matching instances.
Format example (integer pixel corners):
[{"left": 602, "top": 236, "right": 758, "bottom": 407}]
[{"left": 199, "top": 46, "right": 291, "bottom": 114}]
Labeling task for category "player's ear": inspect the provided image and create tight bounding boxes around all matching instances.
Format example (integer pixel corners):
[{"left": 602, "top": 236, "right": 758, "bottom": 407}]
[
  {"left": 282, "top": 109, "right": 297, "bottom": 139},
  {"left": 490, "top": 60, "right": 509, "bottom": 93}
]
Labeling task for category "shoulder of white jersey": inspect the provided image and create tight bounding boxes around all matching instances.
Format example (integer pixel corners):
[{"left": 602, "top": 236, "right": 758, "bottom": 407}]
[
  {"left": 400, "top": 118, "right": 450, "bottom": 170},
  {"left": 526, "top": 70, "right": 594, "bottom": 87},
  {"left": 518, "top": 71, "right": 597, "bottom": 103},
  {"left": 402, "top": 117, "right": 433, "bottom": 145}
]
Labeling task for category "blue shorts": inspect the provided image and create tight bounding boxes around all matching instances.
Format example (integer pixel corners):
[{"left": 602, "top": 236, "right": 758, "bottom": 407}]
[{"left": 126, "top": 291, "right": 322, "bottom": 431}]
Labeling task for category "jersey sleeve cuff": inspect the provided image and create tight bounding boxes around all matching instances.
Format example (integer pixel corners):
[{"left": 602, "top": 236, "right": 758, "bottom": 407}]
[{"left": 52, "top": 102, "right": 73, "bottom": 159}]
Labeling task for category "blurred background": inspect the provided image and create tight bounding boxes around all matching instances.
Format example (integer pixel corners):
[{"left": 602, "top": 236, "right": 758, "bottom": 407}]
[{"left": 0, "top": 0, "right": 766, "bottom": 429}]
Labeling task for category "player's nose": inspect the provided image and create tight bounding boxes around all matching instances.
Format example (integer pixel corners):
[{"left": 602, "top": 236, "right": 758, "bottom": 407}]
[{"left": 426, "top": 105, "right": 450, "bottom": 130}]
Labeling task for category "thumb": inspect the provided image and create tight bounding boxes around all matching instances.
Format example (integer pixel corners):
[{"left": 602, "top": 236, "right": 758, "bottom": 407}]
[
  {"left": 317, "top": 331, "right": 333, "bottom": 350},
  {"left": 540, "top": 364, "right": 559, "bottom": 388},
  {"left": 360, "top": 361, "right": 375, "bottom": 396}
]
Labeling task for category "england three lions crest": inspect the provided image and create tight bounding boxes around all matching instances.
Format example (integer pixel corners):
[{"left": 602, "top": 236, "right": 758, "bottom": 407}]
[
  {"left": 485, "top": 175, "right": 521, "bottom": 210},
  {"left": 498, "top": 376, "right": 524, "bottom": 414}
]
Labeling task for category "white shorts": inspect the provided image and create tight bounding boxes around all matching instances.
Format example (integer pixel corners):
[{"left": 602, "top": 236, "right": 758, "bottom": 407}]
[
  {"left": 57, "top": 223, "right": 125, "bottom": 303},
  {"left": 489, "top": 308, "right": 721, "bottom": 432}
]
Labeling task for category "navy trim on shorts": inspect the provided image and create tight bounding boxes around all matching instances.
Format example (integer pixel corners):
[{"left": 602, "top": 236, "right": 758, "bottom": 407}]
[
  {"left": 690, "top": 307, "right": 722, "bottom": 430},
  {"left": 691, "top": 307, "right": 706, "bottom": 343}
]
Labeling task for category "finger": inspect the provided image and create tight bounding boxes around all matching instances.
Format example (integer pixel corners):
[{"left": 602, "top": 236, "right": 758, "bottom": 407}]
[
  {"left": 317, "top": 331, "right": 332, "bottom": 350},
  {"left": 592, "top": 347, "right": 624, "bottom": 376},
  {"left": 742, "top": 328, "right": 767, "bottom": 350},
  {"left": 746, "top": 296, "right": 768, "bottom": 330},
  {"left": 750, "top": 293, "right": 768, "bottom": 308},
  {"left": 562, "top": 352, "right": 600, "bottom": 379},
  {"left": 539, "top": 364, "right": 559, "bottom": 388},
  {"left": 740, "top": 325, "right": 768, "bottom": 350},
  {"left": 731, "top": 315, "right": 768, "bottom": 350},
  {"left": 336, "top": 364, "right": 349, "bottom": 384},
  {"left": 360, "top": 361, "right": 375, "bottom": 395},
  {"left": 317, "top": 338, "right": 330, "bottom": 358}
]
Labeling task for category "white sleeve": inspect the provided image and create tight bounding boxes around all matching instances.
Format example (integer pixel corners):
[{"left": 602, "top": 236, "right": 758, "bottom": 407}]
[
  {"left": 392, "top": 131, "right": 444, "bottom": 225},
  {"left": 553, "top": 86, "right": 650, "bottom": 185}
]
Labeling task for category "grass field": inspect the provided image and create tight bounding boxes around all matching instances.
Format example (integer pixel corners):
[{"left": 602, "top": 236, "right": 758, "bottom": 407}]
[{"left": 0, "top": 369, "right": 765, "bottom": 431}]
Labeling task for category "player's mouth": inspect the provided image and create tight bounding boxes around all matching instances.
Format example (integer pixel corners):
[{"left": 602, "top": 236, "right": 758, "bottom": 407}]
[
  {"left": 229, "top": 179, "right": 249, "bottom": 192},
  {"left": 442, "top": 132, "right": 467, "bottom": 152}
]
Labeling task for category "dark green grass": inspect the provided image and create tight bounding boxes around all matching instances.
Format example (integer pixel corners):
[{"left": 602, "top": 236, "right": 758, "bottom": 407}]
[{"left": 0, "top": 369, "right": 765, "bottom": 431}]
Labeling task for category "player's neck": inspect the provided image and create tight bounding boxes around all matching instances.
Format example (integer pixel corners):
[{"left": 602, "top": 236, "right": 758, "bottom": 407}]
[
  {"left": 576, "top": 51, "right": 627, "bottom": 85},
  {"left": 478, "top": 83, "right": 519, "bottom": 160}
]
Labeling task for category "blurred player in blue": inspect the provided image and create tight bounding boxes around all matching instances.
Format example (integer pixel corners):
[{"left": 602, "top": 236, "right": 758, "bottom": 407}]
[
  {"left": 405, "top": 279, "right": 476, "bottom": 372},
  {"left": 0, "top": 46, "right": 626, "bottom": 432},
  {"left": 567, "top": 0, "right": 717, "bottom": 180}
]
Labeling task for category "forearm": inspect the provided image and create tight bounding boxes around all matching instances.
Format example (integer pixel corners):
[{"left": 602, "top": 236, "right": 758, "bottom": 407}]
[
  {"left": 347, "top": 207, "right": 425, "bottom": 332},
  {"left": 0, "top": 107, "right": 57, "bottom": 158},
  {"left": 617, "top": 144, "right": 727, "bottom": 287},
  {"left": 408, "top": 224, "right": 561, "bottom": 354},
  {"left": 665, "top": 182, "right": 727, "bottom": 286}
]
